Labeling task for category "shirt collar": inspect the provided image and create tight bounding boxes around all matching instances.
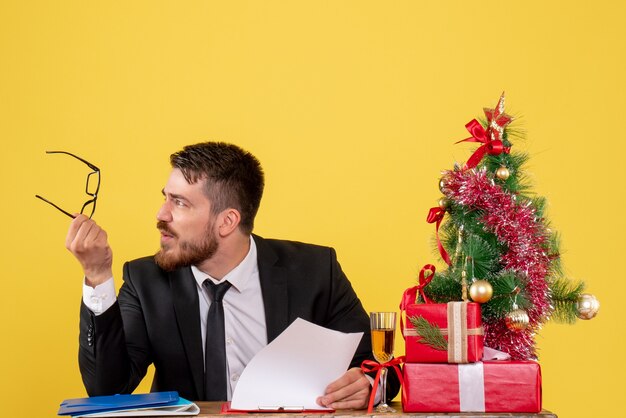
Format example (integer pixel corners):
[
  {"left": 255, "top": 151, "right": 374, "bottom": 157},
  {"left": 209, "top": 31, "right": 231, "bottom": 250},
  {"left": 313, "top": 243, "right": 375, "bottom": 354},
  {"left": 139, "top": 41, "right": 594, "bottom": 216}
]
[{"left": 191, "top": 235, "right": 258, "bottom": 292}]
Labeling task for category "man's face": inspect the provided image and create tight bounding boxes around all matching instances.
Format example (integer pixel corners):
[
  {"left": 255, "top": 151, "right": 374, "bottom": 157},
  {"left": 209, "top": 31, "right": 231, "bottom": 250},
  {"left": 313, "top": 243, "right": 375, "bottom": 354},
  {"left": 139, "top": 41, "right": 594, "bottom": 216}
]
[{"left": 154, "top": 168, "right": 219, "bottom": 271}]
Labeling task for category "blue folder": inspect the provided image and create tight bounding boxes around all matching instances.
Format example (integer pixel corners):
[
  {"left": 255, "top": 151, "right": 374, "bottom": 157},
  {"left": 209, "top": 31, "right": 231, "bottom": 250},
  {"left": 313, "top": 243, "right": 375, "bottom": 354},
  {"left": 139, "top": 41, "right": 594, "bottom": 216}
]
[{"left": 58, "top": 391, "right": 193, "bottom": 416}]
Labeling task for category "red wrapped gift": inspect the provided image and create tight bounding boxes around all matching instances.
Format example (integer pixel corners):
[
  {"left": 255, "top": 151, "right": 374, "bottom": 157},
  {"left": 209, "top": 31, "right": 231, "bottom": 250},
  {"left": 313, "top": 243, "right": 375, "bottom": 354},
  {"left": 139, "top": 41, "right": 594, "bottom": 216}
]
[
  {"left": 400, "top": 284, "right": 484, "bottom": 363},
  {"left": 402, "top": 361, "right": 542, "bottom": 413}
]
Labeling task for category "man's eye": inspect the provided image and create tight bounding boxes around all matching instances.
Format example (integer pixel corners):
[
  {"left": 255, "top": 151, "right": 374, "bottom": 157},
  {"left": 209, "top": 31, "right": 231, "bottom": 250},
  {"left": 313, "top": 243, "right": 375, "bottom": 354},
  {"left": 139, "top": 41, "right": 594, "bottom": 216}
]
[{"left": 175, "top": 199, "right": 186, "bottom": 207}]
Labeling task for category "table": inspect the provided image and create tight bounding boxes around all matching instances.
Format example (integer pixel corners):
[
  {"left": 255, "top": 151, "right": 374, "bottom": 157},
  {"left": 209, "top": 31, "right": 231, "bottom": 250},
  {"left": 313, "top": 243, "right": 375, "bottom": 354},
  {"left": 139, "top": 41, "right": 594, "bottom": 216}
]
[{"left": 194, "top": 402, "right": 557, "bottom": 418}]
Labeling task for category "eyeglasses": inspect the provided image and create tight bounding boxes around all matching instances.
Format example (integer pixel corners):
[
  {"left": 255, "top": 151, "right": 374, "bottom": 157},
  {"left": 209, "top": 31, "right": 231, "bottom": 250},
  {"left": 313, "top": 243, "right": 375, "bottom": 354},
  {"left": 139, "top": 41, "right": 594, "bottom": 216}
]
[{"left": 35, "top": 151, "right": 101, "bottom": 219}]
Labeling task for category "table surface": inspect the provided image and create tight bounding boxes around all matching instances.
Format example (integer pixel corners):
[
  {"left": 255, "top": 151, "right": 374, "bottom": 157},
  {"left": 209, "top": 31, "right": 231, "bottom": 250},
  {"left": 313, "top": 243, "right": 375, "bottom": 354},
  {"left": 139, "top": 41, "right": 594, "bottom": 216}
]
[{"left": 194, "top": 402, "right": 557, "bottom": 418}]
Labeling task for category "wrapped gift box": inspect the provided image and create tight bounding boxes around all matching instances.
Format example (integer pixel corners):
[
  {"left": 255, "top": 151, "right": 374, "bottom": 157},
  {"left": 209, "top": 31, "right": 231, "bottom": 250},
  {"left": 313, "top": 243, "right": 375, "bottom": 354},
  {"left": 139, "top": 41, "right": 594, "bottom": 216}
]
[
  {"left": 402, "top": 361, "right": 542, "bottom": 413},
  {"left": 402, "top": 298, "right": 484, "bottom": 363}
]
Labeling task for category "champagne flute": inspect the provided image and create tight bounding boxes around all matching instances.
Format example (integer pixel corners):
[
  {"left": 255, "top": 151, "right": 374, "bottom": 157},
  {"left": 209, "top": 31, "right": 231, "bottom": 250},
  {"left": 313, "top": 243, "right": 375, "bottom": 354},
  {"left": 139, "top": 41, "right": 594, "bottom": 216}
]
[{"left": 370, "top": 312, "right": 396, "bottom": 412}]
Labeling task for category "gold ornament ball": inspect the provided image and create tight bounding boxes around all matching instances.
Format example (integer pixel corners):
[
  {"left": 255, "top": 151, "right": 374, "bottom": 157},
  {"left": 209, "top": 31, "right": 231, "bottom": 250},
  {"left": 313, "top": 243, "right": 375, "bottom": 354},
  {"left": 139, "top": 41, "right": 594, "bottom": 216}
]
[
  {"left": 438, "top": 197, "right": 450, "bottom": 209},
  {"left": 576, "top": 293, "right": 600, "bottom": 320},
  {"left": 496, "top": 166, "right": 510, "bottom": 180},
  {"left": 438, "top": 177, "right": 449, "bottom": 193},
  {"left": 505, "top": 308, "right": 530, "bottom": 332},
  {"left": 469, "top": 280, "right": 493, "bottom": 303}
]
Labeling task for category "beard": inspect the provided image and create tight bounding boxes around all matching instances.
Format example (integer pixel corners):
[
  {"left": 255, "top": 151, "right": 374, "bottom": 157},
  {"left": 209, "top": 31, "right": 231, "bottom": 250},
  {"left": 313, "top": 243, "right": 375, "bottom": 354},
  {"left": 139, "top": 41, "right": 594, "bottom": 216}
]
[{"left": 154, "top": 220, "right": 219, "bottom": 271}]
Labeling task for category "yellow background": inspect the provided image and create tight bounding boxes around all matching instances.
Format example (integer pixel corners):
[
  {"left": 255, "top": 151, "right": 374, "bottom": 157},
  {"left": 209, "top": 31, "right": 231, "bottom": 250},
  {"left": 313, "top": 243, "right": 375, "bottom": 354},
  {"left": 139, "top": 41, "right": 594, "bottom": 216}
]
[{"left": 1, "top": 1, "right": 623, "bottom": 417}]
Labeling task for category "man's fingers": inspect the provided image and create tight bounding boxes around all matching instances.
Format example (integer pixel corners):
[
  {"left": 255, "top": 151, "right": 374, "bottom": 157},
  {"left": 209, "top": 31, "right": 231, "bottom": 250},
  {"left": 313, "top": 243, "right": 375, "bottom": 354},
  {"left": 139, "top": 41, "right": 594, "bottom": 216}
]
[
  {"left": 325, "top": 376, "right": 369, "bottom": 398},
  {"left": 325, "top": 394, "right": 370, "bottom": 411},
  {"left": 318, "top": 386, "right": 370, "bottom": 410},
  {"left": 69, "top": 217, "right": 109, "bottom": 253},
  {"left": 318, "top": 368, "right": 371, "bottom": 409},
  {"left": 324, "top": 367, "right": 364, "bottom": 392},
  {"left": 65, "top": 214, "right": 90, "bottom": 249},
  {"left": 64, "top": 214, "right": 113, "bottom": 286},
  {"left": 84, "top": 223, "right": 107, "bottom": 246},
  {"left": 69, "top": 219, "right": 97, "bottom": 253}
]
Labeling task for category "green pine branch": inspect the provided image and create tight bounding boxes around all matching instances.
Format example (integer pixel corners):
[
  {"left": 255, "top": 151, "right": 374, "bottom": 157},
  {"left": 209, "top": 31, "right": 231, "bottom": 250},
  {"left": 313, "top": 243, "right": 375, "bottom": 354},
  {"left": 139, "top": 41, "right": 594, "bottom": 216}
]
[
  {"left": 549, "top": 278, "right": 585, "bottom": 324},
  {"left": 439, "top": 214, "right": 504, "bottom": 273},
  {"left": 464, "top": 234, "right": 500, "bottom": 278},
  {"left": 422, "top": 270, "right": 461, "bottom": 303},
  {"left": 408, "top": 315, "right": 448, "bottom": 351},
  {"left": 481, "top": 270, "right": 531, "bottom": 321},
  {"left": 484, "top": 151, "right": 532, "bottom": 195},
  {"left": 545, "top": 229, "right": 563, "bottom": 277}
]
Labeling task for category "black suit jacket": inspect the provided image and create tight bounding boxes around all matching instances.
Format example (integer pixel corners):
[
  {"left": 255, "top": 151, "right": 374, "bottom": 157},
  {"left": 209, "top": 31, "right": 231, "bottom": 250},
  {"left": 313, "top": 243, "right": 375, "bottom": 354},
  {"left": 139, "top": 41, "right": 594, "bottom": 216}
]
[{"left": 79, "top": 235, "right": 400, "bottom": 401}]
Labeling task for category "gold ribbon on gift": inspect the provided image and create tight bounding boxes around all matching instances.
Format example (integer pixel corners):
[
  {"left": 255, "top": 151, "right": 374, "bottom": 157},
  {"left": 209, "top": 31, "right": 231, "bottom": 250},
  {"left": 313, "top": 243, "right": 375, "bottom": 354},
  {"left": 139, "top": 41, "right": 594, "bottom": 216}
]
[{"left": 405, "top": 302, "right": 484, "bottom": 363}]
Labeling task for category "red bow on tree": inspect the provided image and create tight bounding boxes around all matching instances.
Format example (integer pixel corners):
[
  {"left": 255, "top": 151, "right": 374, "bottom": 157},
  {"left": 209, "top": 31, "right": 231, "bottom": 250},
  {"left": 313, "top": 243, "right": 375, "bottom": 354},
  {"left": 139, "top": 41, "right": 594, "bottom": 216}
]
[
  {"left": 427, "top": 207, "right": 451, "bottom": 265},
  {"left": 457, "top": 92, "right": 513, "bottom": 169}
]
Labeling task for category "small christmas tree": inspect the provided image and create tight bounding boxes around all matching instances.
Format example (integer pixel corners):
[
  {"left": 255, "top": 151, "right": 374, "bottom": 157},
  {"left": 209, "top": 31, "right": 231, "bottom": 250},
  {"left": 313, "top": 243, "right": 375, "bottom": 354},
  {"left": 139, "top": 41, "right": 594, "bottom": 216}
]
[{"left": 421, "top": 93, "right": 599, "bottom": 360}]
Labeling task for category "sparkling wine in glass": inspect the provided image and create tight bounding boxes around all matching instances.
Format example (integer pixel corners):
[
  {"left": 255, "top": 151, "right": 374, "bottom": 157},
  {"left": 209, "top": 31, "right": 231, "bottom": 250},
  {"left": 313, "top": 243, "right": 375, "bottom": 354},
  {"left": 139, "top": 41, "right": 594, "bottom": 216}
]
[{"left": 370, "top": 312, "right": 396, "bottom": 412}]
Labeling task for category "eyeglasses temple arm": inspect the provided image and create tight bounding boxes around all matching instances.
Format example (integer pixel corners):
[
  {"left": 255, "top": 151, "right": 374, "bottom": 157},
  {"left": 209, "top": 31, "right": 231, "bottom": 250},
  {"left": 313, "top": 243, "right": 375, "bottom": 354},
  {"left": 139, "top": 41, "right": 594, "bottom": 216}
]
[
  {"left": 35, "top": 195, "right": 77, "bottom": 219},
  {"left": 45, "top": 150, "right": 100, "bottom": 172}
]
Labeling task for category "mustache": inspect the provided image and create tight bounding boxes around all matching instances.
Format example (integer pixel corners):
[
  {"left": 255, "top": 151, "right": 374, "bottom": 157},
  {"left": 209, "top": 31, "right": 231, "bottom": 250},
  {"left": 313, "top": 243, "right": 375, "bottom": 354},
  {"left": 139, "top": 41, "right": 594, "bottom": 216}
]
[{"left": 157, "top": 221, "right": 177, "bottom": 238}]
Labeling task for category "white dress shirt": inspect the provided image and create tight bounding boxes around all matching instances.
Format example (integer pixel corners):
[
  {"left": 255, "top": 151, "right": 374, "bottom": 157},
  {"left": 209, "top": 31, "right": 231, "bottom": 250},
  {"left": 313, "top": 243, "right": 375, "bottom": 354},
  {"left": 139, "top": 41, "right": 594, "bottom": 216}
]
[{"left": 191, "top": 237, "right": 267, "bottom": 400}]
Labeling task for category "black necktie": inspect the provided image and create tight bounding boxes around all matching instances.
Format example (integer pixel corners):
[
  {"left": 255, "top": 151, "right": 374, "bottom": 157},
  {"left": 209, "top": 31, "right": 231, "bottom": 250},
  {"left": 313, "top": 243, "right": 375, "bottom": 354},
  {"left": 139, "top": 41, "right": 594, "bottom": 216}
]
[{"left": 203, "top": 279, "right": 232, "bottom": 401}]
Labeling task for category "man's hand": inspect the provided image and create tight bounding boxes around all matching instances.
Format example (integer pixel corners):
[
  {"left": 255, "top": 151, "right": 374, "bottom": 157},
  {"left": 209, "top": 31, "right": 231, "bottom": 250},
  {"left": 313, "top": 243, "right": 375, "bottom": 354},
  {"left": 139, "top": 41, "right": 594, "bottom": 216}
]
[
  {"left": 66, "top": 214, "right": 113, "bottom": 287},
  {"left": 316, "top": 367, "right": 371, "bottom": 410}
]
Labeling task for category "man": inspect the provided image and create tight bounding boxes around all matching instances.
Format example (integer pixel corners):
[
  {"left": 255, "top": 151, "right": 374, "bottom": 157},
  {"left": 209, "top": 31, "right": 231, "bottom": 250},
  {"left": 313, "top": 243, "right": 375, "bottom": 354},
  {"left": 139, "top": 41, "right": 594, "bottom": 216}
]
[{"left": 67, "top": 142, "right": 400, "bottom": 408}]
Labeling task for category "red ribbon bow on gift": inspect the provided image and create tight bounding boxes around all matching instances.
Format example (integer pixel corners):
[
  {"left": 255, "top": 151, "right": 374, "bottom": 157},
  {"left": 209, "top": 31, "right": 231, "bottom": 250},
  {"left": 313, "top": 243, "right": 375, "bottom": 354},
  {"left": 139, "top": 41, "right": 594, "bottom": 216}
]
[
  {"left": 427, "top": 207, "right": 451, "bottom": 266},
  {"left": 416, "top": 264, "right": 436, "bottom": 304},
  {"left": 360, "top": 356, "right": 405, "bottom": 413},
  {"left": 399, "top": 265, "right": 436, "bottom": 338},
  {"left": 400, "top": 265, "right": 436, "bottom": 311}
]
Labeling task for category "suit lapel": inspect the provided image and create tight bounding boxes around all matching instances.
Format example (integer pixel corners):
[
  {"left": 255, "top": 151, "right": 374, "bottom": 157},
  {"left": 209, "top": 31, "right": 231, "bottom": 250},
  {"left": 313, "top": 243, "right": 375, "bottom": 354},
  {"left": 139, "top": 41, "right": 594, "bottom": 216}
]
[
  {"left": 169, "top": 267, "right": 204, "bottom": 400},
  {"left": 254, "top": 235, "right": 290, "bottom": 343}
]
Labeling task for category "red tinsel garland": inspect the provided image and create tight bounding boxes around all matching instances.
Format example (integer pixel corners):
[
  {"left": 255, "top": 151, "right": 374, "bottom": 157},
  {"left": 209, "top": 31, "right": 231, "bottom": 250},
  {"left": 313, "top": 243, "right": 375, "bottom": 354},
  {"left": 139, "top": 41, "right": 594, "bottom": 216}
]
[{"left": 444, "top": 168, "right": 552, "bottom": 360}]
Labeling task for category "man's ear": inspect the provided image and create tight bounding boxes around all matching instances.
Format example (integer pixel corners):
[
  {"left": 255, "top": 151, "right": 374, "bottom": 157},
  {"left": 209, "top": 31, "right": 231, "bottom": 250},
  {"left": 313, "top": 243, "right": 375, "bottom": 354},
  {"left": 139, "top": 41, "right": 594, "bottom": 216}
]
[{"left": 218, "top": 208, "right": 242, "bottom": 237}]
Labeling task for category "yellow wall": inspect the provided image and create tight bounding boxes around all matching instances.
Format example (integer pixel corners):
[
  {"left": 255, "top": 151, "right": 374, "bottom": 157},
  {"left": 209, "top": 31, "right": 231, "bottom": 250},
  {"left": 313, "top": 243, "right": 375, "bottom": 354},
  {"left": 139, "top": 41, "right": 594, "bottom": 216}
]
[{"left": 1, "top": 1, "right": 623, "bottom": 417}]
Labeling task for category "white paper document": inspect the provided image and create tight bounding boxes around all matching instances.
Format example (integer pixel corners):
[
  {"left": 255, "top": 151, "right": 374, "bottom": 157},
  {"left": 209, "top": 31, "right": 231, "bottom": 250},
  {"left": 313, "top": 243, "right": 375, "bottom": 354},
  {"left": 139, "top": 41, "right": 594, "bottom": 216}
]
[{"left": 230, "top": 318, "right": 363, "bottom": 411}]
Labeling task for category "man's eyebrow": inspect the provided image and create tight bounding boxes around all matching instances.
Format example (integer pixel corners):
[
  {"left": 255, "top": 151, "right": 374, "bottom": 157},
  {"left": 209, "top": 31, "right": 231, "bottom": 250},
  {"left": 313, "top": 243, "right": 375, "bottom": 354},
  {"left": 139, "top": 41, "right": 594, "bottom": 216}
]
[{"left": 162, "top": 189, "right": 190, "bottom": 202}]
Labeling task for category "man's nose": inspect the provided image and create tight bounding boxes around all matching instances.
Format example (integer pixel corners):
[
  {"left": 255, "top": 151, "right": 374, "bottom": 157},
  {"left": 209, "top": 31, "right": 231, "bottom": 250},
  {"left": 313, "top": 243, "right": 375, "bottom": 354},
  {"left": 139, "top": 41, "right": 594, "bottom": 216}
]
[{"left": 156, "top": 202, "right": 173, "bottom": 222}]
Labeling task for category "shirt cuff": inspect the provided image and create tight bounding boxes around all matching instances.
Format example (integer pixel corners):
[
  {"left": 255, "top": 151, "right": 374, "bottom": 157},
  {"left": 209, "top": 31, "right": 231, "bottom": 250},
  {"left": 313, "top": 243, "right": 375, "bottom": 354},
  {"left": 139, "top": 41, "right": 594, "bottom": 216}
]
[
  {"left": 365, "top": 374, "right": 382, "bottom": 405},
  {"left": 83, "top": 277, "right": 116, "bottom": 315}
]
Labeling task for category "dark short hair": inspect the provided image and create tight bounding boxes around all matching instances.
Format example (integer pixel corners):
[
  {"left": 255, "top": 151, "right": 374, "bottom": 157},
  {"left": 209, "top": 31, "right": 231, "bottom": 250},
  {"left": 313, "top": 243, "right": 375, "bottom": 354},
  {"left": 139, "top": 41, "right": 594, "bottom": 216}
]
[{"left": 170, "top": 142, "right": 264, "bottom": 234}]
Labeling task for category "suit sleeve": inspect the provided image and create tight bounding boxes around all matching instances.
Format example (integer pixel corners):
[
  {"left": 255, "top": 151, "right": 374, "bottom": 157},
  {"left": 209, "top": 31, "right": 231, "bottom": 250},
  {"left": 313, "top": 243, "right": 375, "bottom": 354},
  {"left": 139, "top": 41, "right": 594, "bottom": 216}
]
[
  {"left": 324, "top": 248, "right": 401, "bottom": 401},
  {"left": 78, "top": 262, "right": 151, "bottom": 395}
]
